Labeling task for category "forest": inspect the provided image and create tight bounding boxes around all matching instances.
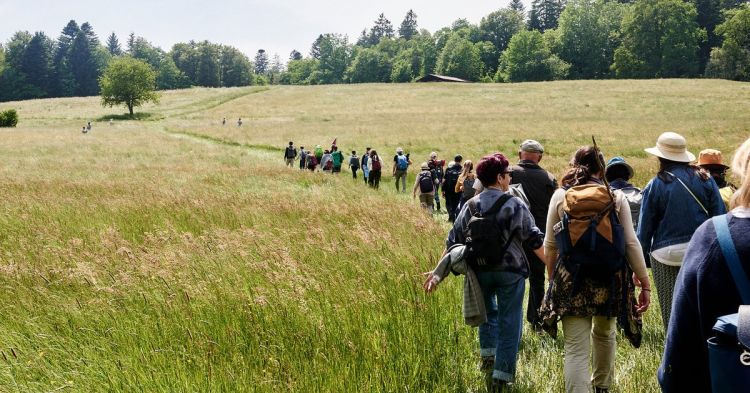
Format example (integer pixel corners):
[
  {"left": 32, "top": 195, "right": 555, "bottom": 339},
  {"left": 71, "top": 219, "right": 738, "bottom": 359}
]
[{"left": 0, "top": 0, "right": 748, "bottom": 102}]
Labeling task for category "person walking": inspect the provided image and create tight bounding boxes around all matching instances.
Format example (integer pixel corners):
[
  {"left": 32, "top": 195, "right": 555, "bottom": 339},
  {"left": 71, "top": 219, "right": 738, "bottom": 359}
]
[
  {"left": 237, "top": 118, "right": 243, "bottom": 127},
  {"left": 456, "top": 160, "right": 476, "bottom": 213},
  {"left": 429, "top": 152, "right": 446, "bottom": 212},
  {"left": 393, "top": 147, "right": 411, "bottom": 193},
  {"left": 361, "top": 147, "right": 371, "bottom": 185},
  {"left": 697, "top": 148, "right": 737, "bottom": 210},
  {"left": 368, "top": 150, "right": 382, "bottom": 189},
  {"left": 638, "top": 132, "right": 726, "bottom": 329},
  {"left": 508, "top": 140, "right": 557, "bottom": 331},
  {"left": 222, "top": 117, "right": 226, "bottom": 126},
  {"left": 349, "top": 151, "right": 360, "bottom": 179},
  {"left": 331, "top": 146, "right": 345, "bottom": 174},
  {"left": 306, "top": 153, "right": 318, "bottom": 172},
  {"left": 604, "top": 157, "right": 642, "bottom": 230},
  {"left": 314, "top": 145, "right": 324, "bottom": 166},
  {"left": 299, "top": 146, "right": 307, "bottom": 170},
  {"left": 540, "top": 146, "right": 651, "bottom": 393},
  {"left": 658, "top": 137, "right": 750, "bottom": 392},
  {"left": 443, "top": 155, "right": 463, "bottom": 222},
  {"left": 320, "top": 150, "right": 333, "bottom": 173},
  {"left": 427, "top": 153, "right": 545, "bottom": 392},
  {"left": 284, "top": 141, "right": 298, "bottom": 167},
  {"left": 413, "top": 162, "right": 436, "bottom": 214}
]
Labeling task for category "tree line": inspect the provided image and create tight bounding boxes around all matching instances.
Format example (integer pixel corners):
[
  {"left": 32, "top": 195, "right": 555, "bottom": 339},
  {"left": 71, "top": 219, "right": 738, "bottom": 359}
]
[{"left": 1, "top": 0, "right": 748, "bottom": 103}]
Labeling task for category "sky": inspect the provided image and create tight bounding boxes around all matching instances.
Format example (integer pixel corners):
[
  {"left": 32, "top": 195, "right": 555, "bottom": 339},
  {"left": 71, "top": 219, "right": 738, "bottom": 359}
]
[{"left": 0, "top": 0, "right": 519, "bottom": 62}]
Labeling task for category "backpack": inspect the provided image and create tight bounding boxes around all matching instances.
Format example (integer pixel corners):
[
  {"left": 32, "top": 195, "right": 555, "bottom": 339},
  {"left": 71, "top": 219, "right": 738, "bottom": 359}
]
[
  {"left": 708, "top": 215, "right": 750, "bottom": 393},
  {"left": 429, "top": 160, "right": 444, "bottom": 180},
  {"left": 350, "top": 156, "right": 360, "bottom": 169},
  {"left": 553, "top": 184, "right": 626, "bottom": 290},
  {"left": 371, "top": 157, "right": 382, "bottom": 171},
  {"left": 463, "top": 194, "right": 515, "bottom": 267},
  {"left": 463, "top": 177, "right": 476, "bottom": 199},
  {"left": 285, "top": 146, "right": 296, "bottom": 158},
  {"left": 418, "top": 172, "right": 434, "bottom": 193},
  {"left": 444, "top": 165, "right": 461, "bottom": 194},
  {"left": 618, "top": 187, "right": 642, "bottom": 230},
  {"left": 397, "top": 155, "right": 409, "bottom": 171}
]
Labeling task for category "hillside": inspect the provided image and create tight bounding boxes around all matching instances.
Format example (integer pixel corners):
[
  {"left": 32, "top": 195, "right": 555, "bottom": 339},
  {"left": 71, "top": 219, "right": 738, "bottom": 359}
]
[{"left": 0, "top": 80, "right": 748, "bottom": 392}]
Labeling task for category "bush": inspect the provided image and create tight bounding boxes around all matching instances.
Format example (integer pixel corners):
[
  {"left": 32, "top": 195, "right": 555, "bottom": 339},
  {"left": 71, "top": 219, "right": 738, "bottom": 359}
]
[{"left": 0, "top": 109, "right": 18, "bottom": 127}]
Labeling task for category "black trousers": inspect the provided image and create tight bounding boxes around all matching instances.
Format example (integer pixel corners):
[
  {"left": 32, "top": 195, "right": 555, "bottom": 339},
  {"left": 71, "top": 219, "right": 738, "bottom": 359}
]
[
  {"left": 444, "top": 192, "right": 460, "bottom": 222},
  {"left": 352, "top": 168, "right": 358, "bottom": 179},
  {"left": 368, "top": 170, "right": 381, "bottom": 189},
  {"left": 526, "top": 248, "right": 546, "bottom": 327}
]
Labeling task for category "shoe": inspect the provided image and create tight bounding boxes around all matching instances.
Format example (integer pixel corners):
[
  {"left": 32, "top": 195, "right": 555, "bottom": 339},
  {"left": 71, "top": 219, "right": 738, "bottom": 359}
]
[
  {"left": 594, "top": 388, "right": 609, "bottom": 393},
  {"left": 489, "top": 379, "right": 506, "bottom": 393}
]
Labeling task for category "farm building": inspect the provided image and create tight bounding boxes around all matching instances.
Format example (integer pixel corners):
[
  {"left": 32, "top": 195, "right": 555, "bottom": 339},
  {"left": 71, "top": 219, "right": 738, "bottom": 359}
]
[{"left": 416, "top": 74, "right": 470, "bottom": 83}]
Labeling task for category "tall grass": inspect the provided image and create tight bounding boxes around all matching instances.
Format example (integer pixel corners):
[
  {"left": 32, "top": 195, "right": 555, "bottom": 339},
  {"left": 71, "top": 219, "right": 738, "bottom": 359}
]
[{"left": 0, "top": 80, "right": 746, "bottom": 391}]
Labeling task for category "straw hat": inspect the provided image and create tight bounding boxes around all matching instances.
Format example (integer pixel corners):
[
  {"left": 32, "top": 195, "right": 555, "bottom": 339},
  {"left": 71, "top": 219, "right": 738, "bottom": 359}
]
[
  {"left": 697, "top": 149, "right": 728, "bottom": 169},
  {"left": 421, "top": 162, "right": 430, "bottom": 170},
  {"left": 644, "top": 132, "right": 695, "bottom": 163}
]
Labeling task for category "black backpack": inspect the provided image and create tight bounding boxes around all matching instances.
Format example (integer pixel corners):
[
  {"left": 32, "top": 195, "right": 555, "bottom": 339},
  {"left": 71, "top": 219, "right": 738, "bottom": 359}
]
[
  {"left": 418, "top": 172, "right": 434, "bottom": 193},
  {"left": 285, "top": 146, "right": 296, "bottom": 158},
  {"left": 464, "top": 194, "right": 515, "bottom": 267},
  {"left": 444, "top": 165, "right": 461, "bottom": 194}
]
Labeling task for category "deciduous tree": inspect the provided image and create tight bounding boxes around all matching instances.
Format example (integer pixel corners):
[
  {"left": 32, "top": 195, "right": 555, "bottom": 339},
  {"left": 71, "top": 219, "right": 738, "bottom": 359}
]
[{"left": 100, "top": 57, "right": 159, "bottom": 116}]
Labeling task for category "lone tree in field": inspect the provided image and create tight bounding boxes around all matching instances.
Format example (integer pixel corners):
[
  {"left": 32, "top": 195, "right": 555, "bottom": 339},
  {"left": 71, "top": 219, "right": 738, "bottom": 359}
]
[{"left": 99, "top": 57, "right": 158, "bottom": 116}]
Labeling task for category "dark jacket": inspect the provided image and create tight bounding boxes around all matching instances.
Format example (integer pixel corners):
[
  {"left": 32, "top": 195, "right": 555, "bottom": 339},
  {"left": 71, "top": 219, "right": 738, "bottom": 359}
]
[
  {"left": 658, "top": 212, "right": 750, "bottom": 392},
  {"left": 446, "top": 188, "right": 544, "bottom": 276},
  {"left": 638, "top": 165, "right": 726, "bottom": 262},
  {"left": 510, "top": 160, "right": 557, "bottom": 229}
]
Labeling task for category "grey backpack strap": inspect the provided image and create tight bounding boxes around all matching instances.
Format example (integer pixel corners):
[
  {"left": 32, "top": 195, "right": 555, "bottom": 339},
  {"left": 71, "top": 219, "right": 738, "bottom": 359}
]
[{"left": 739, "top": 306, "right": 750, "bottom": 352}]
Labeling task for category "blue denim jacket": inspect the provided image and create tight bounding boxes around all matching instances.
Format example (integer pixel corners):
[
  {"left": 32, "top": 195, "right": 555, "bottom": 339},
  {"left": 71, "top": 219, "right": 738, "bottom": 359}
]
[{"left": 637, "top": 165, "right": 726, "bottom": 261}]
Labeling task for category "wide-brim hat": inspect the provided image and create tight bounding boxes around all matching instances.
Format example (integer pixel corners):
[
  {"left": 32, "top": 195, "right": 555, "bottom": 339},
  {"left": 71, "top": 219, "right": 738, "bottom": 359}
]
[
  {"left": 605, "top": 156, "right": 633, "bottom": 179},
  {"left": 697, "top": 149, "right": 728, "bottom": 169},
  {"left": 644, "top": 132, "right": 695, "bottom": 163}
]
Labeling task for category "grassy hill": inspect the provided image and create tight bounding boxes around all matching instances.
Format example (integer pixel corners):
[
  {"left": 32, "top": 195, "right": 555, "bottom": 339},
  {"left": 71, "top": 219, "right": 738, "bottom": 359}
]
[{"left": 0, "top": 80, "right": 748, "bottom": 392}]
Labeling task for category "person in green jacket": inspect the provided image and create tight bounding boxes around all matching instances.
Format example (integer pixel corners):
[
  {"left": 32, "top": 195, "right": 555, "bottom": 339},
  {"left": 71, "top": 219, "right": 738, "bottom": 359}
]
[
  {"left": 314, "top": 145, "right": 324, "bottom": 165},
  {"left": 331, "top": 146, "right": 345, "bottom": 174}
]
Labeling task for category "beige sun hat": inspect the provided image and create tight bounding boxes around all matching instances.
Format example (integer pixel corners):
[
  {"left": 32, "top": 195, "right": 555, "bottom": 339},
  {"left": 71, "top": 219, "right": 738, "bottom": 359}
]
[{"left": 644, "top": 132, "right": 695, "bottom": 163}]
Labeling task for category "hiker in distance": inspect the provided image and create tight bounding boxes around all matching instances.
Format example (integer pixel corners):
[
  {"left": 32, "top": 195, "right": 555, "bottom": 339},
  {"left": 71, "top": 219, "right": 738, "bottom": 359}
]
[
  {"left": 428, "top": 152, "right": 446, "bottom": 212},
  {"left": 393, "top": 147, "right": 411, "bottom": 193},
  {"left": 331, "top": 145, "right": 345, "bottom": 174},
  {"left": 368, "top": 150, "right": 382, "bottom": 189},
  {"left": 413, "top": 162, "right": 436, "bottom": 214},
  {"left": 299, "top": 146, "right": 307, "bottom": 170},
  {"left": 361, "top": 147, "right": 371, "bottom": 185},
  {"left": 237, "top": 118, "right": 243, "bottom": 127},
  {"left": 540, "top": 145, "right": 651, "bottom": 393},
  {"left": 284, "top": 141, "right": 298, "bottom": 168},
  {"left": 425, "top": 153, "right": 546, "bottom": 393},
  {"left": 508, "top": 139, "right": 557, "bottom": 332},
  {"left": 349, "top": 151, "right": 360, "bottom": 179},
  {"left": 443, "top": 155, "right": 463, "bottom": 223}
]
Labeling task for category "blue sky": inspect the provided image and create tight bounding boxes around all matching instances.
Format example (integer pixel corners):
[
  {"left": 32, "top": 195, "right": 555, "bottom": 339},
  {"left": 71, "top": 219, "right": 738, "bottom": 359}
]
[{"left": 0, "top": 0, "right": 518, "bottom": 62}]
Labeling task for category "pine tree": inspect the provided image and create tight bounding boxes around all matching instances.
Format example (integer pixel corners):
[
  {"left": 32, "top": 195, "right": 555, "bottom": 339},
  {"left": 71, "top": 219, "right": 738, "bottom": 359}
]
[
  {"left": 528, "top": 0, "right": 565, "bottom": 31},
  {"left": 69, "top": 22, "right": 103, "bottom": 96},
  {"left": 310, "top": 35, "right": 324, "bottom": 59},
  {"left": 52, "top": 20, "right": 80, "bottom": 96},
  {"left": 107, "top": 32, "right": 122, "bottom": 56},
  {"left": 398, "top": 10, "right": 419, "bottom": 40},
  {"left": 369, "top": 13, "right": 394, "bottom": 46},
  {"left": 127, "top": 32, "right": 136, "bottom": 53},
  {"left": 289, "top": 50, "right": 303, "bottom": 61},
  {"left": 254, "top": 49, "right": 269, "bottom": 75},
  {"left": 510, "top": 0, "right": 526, "bottom": 14},
  {"left": 20, "top": 32, "right": 54, "bottom": 97}
]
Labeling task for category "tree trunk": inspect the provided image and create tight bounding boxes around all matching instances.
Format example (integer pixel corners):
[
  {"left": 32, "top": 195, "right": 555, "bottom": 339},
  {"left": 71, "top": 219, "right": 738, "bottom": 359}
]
[{"left": 128, "top": 102, "right": 133, "bottom": 116}]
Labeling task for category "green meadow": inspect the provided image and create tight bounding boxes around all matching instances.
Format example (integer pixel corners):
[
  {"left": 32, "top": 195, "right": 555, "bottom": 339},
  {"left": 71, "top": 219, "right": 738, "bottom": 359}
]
[{"left": 0, "top": 80, "right": 749, "bottom": 392}]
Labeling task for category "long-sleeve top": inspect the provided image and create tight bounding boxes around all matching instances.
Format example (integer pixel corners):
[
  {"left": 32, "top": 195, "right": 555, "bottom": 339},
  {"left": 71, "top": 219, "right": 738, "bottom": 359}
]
[
  {"left": 413, "top": 170, "right": 435, "bottom": 195},
  {"left": 544, "top": 186, "right": 649, "bottom": 281},
  {"left": 446, "top": 188, "right": 544, "bottom": 277},
  {"left": 658, "top": 208, "right": 750, "bottom": 392},
  {"left": 638, "top": 165, "right": 726, "bottom": 263}
]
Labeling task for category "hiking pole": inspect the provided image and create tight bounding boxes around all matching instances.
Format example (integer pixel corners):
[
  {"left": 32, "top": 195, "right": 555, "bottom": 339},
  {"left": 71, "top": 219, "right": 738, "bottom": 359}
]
[{"left": 592, "top": 135, "right": 616, "bottom": 205}]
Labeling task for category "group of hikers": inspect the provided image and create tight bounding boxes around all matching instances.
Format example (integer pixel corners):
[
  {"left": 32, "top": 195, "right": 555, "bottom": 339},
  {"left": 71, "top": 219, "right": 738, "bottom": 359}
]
[{"left": 418, "top": 132, "right": 748, "bottom": 393}]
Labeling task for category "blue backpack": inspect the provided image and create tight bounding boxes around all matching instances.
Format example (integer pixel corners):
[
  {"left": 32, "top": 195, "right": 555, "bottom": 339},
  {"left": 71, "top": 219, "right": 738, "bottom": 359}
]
[
  {"left": 708, "top": 215, "right": 750, "bottom": 393},
  {"left": 396, "top": 155, "right": 409, "bottom": 171}
]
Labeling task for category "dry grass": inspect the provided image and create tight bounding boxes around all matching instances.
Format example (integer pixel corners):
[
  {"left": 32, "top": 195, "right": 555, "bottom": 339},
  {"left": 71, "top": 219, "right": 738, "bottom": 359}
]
[{"left": 0, "top": 80, "right": 747, "bottom": 392}]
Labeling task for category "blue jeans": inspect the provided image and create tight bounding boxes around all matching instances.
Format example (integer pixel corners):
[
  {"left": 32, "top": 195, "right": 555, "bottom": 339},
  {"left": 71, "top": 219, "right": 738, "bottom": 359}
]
[{"left": 477, "top": 271, "right": 525, "bottom": 382}]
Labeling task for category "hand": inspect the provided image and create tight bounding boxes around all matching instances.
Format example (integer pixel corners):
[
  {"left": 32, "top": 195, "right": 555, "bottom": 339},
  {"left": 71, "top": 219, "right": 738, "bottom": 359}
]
[
  {"left": 632, "top": 272, "right": 642, "bottom": 288},
  {"left": 422, "top": 272, "right": 440, "bottom": 293},
  {"left": 636, "top": 288, "right": 651, "bottom": 314}
]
